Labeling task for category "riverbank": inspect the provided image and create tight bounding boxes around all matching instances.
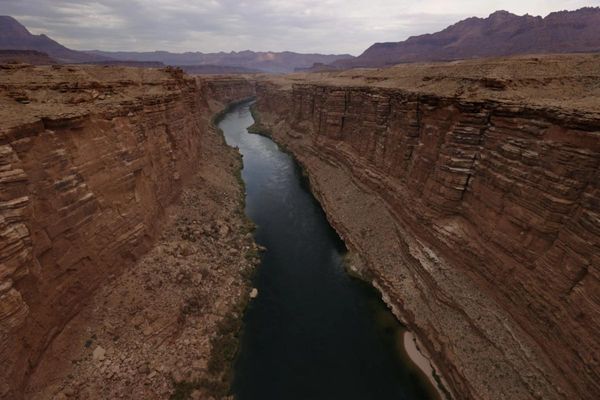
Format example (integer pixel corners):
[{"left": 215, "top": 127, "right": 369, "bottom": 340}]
[
  {"left": 246, "top": 104, "right": 448, "bottom": 398},
  {"left": 22, "top": 99, "right": 261, "bottom": 400}
]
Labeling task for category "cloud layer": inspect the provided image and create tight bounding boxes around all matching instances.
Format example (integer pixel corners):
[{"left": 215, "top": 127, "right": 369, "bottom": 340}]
[{"left": 2, "top": 0, "right": 599, "bottom": 54}]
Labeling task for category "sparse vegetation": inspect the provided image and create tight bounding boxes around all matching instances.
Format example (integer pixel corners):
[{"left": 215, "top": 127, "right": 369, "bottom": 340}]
[
  {"left": 170, "top": 379, "right": 198, "bottom": 400},
  {"left": 165, "top": 99, "right": 262, "bottom": 400},
  {"left": 203, "top": 311, "right": 245, "bottom": 397}
]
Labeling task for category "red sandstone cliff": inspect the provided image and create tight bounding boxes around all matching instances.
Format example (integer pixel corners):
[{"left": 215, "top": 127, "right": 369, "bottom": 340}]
[
  {"left": 253, "top": 55, "right": 600, "bottom": 399},
  {"left": 0, "top": 64, "right": 255, "bottom": 398}
]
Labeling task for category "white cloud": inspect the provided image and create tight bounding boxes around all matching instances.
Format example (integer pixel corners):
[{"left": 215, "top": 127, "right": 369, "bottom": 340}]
[{"left": 2, "top": 0, "right": 599, "bottom": 54}]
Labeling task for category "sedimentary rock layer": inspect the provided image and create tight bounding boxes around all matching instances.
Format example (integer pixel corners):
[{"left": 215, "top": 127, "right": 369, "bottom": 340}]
[
  {"left": 253, "top": 55, "right": 600, "bottom": 400},
  {"left": 0, "top": 64, "right": 254, "bottom": 398}
]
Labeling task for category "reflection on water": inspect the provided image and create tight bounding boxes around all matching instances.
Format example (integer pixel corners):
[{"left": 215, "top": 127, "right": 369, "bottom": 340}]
[{"left": 220, "top": 102, "right": 437, "bottom": 400}]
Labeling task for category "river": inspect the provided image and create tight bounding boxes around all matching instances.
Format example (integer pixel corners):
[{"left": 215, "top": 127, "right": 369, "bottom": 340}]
[{"left": 219, "top": 101, "right": 437, "bottom": 400}]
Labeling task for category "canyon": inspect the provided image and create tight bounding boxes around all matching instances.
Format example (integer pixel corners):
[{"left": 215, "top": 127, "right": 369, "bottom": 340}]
[
  {"left": 0, "top": 64, "right": 257, "bottom": 398},
  {"left": 251, "top": 54, "right": 600, "bottom": 399},
  {"left": 0, "top": 52, "right": 598, "bottom": 400}
]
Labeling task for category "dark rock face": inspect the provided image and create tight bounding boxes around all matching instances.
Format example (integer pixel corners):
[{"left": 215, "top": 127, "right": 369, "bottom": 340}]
[
  {"left": 332, "top": 8, "right": 600, "bottom": 68},
  {"left": 0, "top": 50, "right": 57, "bottom": 65},
  {"left": 0, "top": 16, "right": 108, "bottom": 63},
  {"left": 252, "top": 59, "right": 600, "bottom": 399}
]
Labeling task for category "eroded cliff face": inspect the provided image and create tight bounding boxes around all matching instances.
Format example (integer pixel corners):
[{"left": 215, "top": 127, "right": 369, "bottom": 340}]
[
  {"left": 254, "top": 56, "right": 600, "bottom": 400},
  {"left": 0, "top": 65, "right": 255, "bottom": 397}
]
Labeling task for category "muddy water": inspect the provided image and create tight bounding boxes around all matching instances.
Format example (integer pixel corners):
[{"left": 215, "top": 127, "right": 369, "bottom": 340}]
[{"left": 220, "top": 102, "right": 437, "bottom": 400}]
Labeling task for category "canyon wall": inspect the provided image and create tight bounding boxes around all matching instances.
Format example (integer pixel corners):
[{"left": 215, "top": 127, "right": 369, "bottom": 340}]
[
  {"left": 0, "top": 65, "right": 254, "bottom": 398},
  {"left": 253, "top": 58, "right": 599, "bottom": 400}
]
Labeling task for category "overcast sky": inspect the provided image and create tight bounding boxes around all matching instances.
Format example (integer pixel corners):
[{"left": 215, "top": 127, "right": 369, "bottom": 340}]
[{"left": 3, "top": 0, "right": 599, "bottom": 55}]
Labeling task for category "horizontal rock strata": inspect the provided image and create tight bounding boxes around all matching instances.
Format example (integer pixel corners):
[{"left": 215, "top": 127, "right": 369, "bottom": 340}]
[
  {"left": 253, "top": 57, "right": 599, "bottom": 400},
  {"left": 0, "top": 64, "right": 255, "bottom": 398}
]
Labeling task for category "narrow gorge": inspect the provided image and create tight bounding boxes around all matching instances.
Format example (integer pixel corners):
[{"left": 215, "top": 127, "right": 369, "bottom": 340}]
[
  {"left": 0, "top": 54, "right": 598, "bottom": 400},
  {"left": 220, "top": 102, "right": 440, "bottom": 400}
]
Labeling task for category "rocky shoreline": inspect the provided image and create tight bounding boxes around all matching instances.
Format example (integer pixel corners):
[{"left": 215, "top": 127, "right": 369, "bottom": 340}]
[
  {"left": 248, "top": 104, "right": 455, "bottom": 399},
  {"left": 247, "top": 102, "right": 451, "bottom": 399}
]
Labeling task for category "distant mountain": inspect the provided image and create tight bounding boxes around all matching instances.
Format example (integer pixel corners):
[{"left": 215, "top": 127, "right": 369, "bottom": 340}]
[
  {"left": 0, "top": 16, "right": 110, "bottom": 63},
  {"left": 0, "top": 15, "right": 353, "bottom": 73},
  {"left": 180, "top": 64, "right": 261, "bottom": 75},
  {"left": 79, "top": 60, "right": 165, "bottom": 68},
  {"left": 330, "top": 7, "right": 600, "bottom": 69},
  {"left": 88, "top": 50, "right": 354, "bottom": 73},
  {"left": 0, "top": 49, "right": 57, "bottom": 65}
]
